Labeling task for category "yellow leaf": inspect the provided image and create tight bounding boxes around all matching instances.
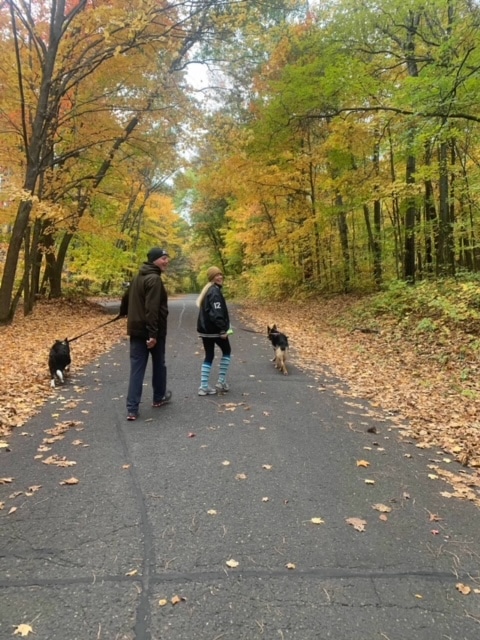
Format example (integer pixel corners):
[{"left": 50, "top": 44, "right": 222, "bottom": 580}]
[
  {"left": 262, "top": 464, "right": 272, "bottom": 470},
  {"left": 125, "top": 569, "right": 138, "bottom": 576},
  {"left": 27, "top": 485, "right": 42, "bottom": 494},
  {"left": 365, "top": 479, "right": 375, "bottom": 485},
  {"left": 428, "top": 474, "right": 438, "bottom": 480},
  {"left": 456, "top": 583, "right": 472, "bottom": 595},
  {"left": 158, "top": 599, "right": 168, "bottom": 607},
  {"left": 262, "top": 497, "right": 269, "bottom": 502},
  {"left": 346, "top": 517, "right": 367, "bottom": 532},
  {"left": 8, "top": 506, "right": 17, "bottom": 515},
  {"left": 285, "top": 562, "right": 296, "bottom": 570},
  {"left": 372, "top": 503, "right": 392, "bottom": 513},
  {"left": 207, "top": 509, "right": 217, "bottom": 515},
  {"left": 0, "top": 477, "right": 14, "bottom": 484},
  {"left": 310, "top": 517, "right": 325, "bottom": 525},
  {"left": 13, "top": 624, "right": 33, "bottom": 636},
  {"left": 356, "top": 460, "right": 370, "bottom": 467},
  {"left": 414, "top": 594, "right": 423, "bottom": 599},
  {"left": 0, "top": 441, "right": 9, "bottom": 448},
  {"left": 226, "top": 559, "right": 239, "bottom": 568},
  {"left": 59, "top": 477, "right": 79, "bottom": 485},
  {"left": 222, "top": 460, "right": 231, "bottom": 466},
  {"left": 235, "top": 473, "right": 247, "bottom": 480}
]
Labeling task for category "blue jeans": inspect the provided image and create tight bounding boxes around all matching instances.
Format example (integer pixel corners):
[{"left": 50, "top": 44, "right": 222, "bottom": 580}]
[{"left": 126, "top": 336, "right": 167, "bottom": 414}]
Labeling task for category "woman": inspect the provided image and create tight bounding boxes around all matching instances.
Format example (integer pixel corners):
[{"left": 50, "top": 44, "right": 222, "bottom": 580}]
[{"left": 196, "top": 266, "right": 232, "bottom": 395}]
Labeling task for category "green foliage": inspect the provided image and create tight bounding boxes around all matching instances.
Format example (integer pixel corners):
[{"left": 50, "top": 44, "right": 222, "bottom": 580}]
[
  {"left": 415, "top": 318, "right": 438, "bottom": 334},
  {"left": 351, "top": 278, "right": 480, "bottom": 330}
]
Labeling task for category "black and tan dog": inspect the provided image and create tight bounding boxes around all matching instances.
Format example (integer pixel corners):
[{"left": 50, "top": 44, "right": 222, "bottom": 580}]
[
  {"left": 267, "top": 325, "right": 289, "bottom": 375},
  {"left": 49, "top": 339, "right": 71, "bottom": 388}
]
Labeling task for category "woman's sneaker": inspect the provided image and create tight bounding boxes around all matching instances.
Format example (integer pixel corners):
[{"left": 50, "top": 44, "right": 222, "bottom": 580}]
[
  {"left": 215, "top": 381, "right": 230, "bottom": 392},
  {"left": 198, "top": 387, "right": 216, "bottom": 396}
]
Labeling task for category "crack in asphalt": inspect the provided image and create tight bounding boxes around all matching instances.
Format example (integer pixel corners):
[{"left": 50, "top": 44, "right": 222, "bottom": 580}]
[
  {"left": 115, "top": 416, "right": 156, "bottom": 640},
  {"left": 0, "top": 566, "right": 469, "bottom": 589}
]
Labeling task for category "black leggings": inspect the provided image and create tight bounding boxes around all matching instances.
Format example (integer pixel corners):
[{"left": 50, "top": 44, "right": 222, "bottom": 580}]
[{"left": 201, "top": 336, "right": 231, "bottom": 364}]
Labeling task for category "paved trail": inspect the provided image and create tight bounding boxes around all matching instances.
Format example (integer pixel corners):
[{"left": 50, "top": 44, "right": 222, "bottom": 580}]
[{"left": 1, "top": 295, "right": 479, "bottom": 639}]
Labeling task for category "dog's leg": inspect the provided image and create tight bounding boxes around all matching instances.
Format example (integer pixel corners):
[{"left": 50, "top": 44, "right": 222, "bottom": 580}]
[{"left": 56, "top": 370, "right": 64, "bottom": 384}]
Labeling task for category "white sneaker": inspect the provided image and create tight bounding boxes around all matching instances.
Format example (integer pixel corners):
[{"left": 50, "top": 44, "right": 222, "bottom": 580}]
[
  {"left": 215, "top": 381, "right": 230, "bottom": 392},
  {"left": 198, "top": 387, "right": 217, "bottom": 396}
]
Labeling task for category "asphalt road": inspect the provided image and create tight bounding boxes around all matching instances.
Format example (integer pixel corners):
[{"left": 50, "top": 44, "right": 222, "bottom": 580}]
[{"left": 1, "top": 294, "right": 479, "bottom": 640}]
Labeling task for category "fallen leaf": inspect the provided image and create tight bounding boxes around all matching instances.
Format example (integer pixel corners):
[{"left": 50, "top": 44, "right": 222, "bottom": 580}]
[
  {"left": 0, "top": 477, "right": 14, "bottom": 484},
  {"left": 158, "top": 599, "right": 168, "bottom": 607},
  {"left": 346, "top": 517, "right": 367, "bottom": 532},
  {"left": 125, "top": 569, "right": 138, "bottom": 576},
  {"left": 372, "top": 503, "right": 392, "bottom": 513},
  {"left": 235, "top": 473, "right": 247, "bottom": 480},
  {"left": 0, "top": 440, "right": 10, "bottom": 449},
  {"left": 262, "top": 497, "right": 269, "bottom": 502},
  {"left": 428, "top": 474, "right": 438, "bottom": 480},
  {"left": 59, "top": 477, "right": 79, "bottom": 485},
  {"left": 226, "top": 559, "right": 239, "bottom": 568},
  {"left": 262, "top": 464, "right": 272, "bottom": 470},
  {"left": 13, "top": 624, "right": 33, "bottom": 637},
  {"left": 27, "top": 485, "right": 41, "bottom": 494},
  {"left": 285, "top": 562, "right": 296, "bottom": 570},
  {"left": 122, "top": 464, "right": 131, "bottom": 469},
  {"left": 8, "top": 506, "right": 18, "bottom": 515},
  {"left": 207, "top": 509, "right": 217, "bottom": 515},
  {"left": 42, "top": 454, "right": 76, "bottom": 467},
  {"left": 171, "top": 595, "right": 186, "bottom": 605},
  {"left": 310, "top": 517, "right": 325, "bottom": 525},
  {"left": 414, "top": 594, "right": 423, "bottom": 599},
  {"left": 428, "top": 513, "right": 442, "bottom": 522},
  {"left": 356, "top": 460, "right": 370, "bottom": 467},
  {"left": 187, "top": 432, "right": 196, "bottom": 438},
  {"left": 456, "top": 583, "right": 472, "bottom": 595},
  {"left": 222, "top": 460, "right": 231, "bottom": 466},
  {"left": 379, "top": 514, "right": 388, "bottom": 522},
  {"left": 364, "top": 479, "right": 375, "bottom": 485}
]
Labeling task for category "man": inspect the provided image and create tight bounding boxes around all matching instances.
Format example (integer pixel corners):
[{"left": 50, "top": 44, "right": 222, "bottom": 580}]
[{"left": 121, "top": 248, "right": 171, "bottom": 421}]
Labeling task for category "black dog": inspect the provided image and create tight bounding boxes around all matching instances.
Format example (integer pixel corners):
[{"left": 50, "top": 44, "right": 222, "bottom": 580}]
[
  {"left": 267, "top": 324, "right": 289, "bottom": 375},
  {"left": 49, "top": 339, "right": 71, "bottom": 388}
]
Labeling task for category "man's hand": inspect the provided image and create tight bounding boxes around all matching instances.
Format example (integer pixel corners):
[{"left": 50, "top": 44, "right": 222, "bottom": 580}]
[{"left": 146, "top": 337, "right": 157, "bottom": 348}]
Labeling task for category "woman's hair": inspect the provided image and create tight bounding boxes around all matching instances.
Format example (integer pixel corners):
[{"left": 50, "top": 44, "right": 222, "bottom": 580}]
[{"left": 196, "top": 282, "right": 213, "bottom": 308}]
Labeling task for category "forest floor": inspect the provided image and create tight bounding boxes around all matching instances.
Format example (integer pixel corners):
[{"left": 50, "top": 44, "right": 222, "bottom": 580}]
[{"left": 1, "top": 295, "right": 479, "bottom": 506}]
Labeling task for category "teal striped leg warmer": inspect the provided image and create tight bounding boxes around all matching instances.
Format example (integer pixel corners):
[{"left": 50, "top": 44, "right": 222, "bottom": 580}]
[
  {"left": 200, "top": 362, "right": 212, "bottom": 389},
  {"left": 218, "top": 355, "right": 231, "bottom": 384}
]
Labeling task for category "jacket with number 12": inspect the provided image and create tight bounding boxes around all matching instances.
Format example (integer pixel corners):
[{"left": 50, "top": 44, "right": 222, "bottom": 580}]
[{"left": 197, "top": 284, "right": 230, "bottom": 337}]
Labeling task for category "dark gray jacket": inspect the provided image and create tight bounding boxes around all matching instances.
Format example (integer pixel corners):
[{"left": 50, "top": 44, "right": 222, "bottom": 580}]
[{"left": 120, "top": 263, "right": 168, "bottom": 339}]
